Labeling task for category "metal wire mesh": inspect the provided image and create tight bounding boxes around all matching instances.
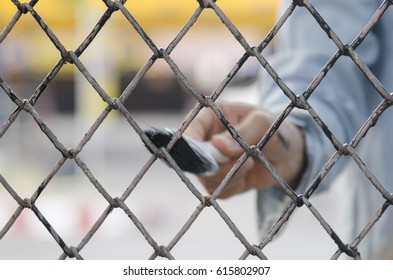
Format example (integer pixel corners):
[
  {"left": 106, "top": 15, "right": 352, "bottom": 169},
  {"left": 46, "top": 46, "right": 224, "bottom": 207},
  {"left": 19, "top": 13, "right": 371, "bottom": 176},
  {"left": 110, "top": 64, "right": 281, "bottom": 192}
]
[{"left": 0, "top": 0, "right": 392, "bottom": 260}]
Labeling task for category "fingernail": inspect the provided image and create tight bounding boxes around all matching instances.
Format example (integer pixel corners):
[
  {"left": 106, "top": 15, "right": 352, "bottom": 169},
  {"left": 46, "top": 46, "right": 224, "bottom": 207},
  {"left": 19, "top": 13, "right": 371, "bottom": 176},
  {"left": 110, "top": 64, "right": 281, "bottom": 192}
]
[{"left": 215, "top": 135, "right": 240, "bottom": 153}]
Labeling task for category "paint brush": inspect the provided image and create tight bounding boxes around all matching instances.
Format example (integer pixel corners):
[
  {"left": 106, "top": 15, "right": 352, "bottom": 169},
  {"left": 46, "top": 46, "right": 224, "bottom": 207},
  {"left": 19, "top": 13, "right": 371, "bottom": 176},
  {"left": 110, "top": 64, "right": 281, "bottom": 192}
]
[{"left": 144, "top": 128, "right": 229, "bottom": 176}]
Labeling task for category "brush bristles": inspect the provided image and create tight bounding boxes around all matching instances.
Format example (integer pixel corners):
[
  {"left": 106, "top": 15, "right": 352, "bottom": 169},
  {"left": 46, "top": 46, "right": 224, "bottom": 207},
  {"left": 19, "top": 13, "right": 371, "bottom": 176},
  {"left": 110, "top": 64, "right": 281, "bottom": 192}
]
[{"left": 144, "top": 128, "right": 219, "bottom": 176}]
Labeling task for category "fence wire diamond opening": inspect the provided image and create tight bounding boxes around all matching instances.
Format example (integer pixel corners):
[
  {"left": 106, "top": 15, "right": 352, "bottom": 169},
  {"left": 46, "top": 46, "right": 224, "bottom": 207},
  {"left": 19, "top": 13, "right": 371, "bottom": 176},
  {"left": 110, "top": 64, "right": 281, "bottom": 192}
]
[{"left": 1, "top": 0, "right": 392, "bottom": 259}]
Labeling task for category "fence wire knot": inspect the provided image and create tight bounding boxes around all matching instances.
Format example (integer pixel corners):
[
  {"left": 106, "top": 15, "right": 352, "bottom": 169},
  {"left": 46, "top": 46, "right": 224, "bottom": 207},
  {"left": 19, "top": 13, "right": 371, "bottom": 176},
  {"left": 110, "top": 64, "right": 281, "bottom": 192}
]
[
  {"left": 293, "top": 0, "right": 305, "bottom": 7},
  {"left": 203, "top": 196, "right": 213, "bottom": 207},
  {"left": 197, "top": 0, "right": 211, "bottom": 9},
  {"left": 21, "top": 198, "right": 32, "bottom": 209}
]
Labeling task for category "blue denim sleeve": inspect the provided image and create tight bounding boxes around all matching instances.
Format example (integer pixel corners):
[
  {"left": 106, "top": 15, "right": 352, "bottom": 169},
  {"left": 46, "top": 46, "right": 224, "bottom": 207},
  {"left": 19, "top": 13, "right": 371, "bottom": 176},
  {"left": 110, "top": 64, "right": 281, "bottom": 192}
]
[{"left": 256, "top": 0, "right": 380, "bottom": 235}]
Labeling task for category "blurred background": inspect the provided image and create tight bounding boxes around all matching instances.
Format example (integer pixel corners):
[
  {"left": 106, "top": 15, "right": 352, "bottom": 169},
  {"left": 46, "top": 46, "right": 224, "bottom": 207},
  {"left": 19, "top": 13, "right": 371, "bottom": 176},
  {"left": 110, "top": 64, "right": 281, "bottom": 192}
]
[{"left": 0, "top": 0, "right": 347, "bottom": 259}]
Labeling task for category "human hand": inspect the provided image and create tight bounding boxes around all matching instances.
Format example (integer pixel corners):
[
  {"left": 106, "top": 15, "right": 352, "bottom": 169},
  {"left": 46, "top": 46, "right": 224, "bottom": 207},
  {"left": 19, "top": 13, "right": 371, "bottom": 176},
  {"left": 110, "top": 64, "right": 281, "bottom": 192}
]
[{"left": 185, "top": 100, "right": 305, "bottom": 198}]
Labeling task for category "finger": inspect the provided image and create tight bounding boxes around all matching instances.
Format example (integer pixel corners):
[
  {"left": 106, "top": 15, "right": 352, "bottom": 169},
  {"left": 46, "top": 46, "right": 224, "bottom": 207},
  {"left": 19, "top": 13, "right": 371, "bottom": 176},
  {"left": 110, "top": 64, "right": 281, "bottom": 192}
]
[
  {"left": 185, "top": 100, "right": 258, "bottom": 142},
  {"left": 210, "top": 109, "right": 274, "bottom": 158},
  {"left": 198, "top": 157, "right": 254, "bottom": 198},
  {"left": 184, "top": 107, "right": 216, "bottom": 141}
]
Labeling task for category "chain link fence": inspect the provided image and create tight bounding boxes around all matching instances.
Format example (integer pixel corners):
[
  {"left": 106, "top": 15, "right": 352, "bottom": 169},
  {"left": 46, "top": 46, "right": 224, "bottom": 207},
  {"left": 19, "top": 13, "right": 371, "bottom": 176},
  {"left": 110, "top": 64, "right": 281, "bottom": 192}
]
[{"left": 1, "top": 0, "right": 392, "bottom": 260}]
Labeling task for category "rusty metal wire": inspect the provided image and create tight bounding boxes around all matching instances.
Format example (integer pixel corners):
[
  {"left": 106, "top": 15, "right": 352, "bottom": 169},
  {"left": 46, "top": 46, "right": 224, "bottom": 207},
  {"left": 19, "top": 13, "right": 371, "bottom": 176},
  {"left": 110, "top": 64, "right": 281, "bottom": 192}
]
[{"left": 0, "top": 0, "right": 392, "bottom": 260}]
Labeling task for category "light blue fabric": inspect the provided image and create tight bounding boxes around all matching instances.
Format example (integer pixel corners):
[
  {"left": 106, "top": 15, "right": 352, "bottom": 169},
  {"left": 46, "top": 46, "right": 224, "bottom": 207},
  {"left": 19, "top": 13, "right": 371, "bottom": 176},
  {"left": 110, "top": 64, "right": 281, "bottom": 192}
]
[{"left": 257, "top": 0, "right": 393, "bottom": 259}]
